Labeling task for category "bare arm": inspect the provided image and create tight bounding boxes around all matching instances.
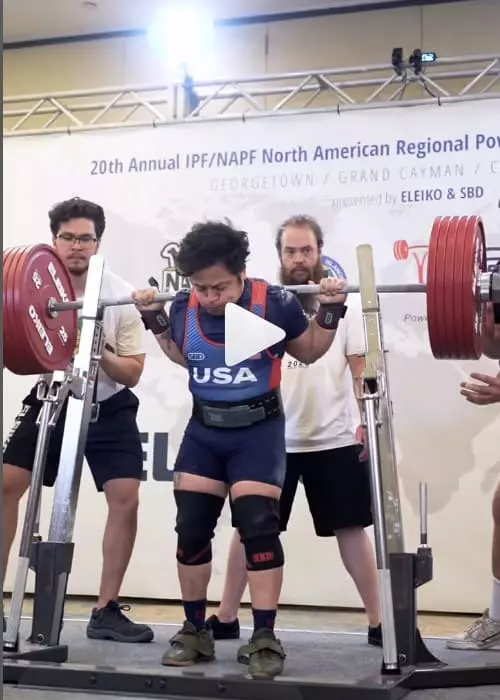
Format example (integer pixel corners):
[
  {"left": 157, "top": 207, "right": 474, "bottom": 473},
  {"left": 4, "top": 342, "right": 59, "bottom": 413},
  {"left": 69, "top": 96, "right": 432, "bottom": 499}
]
[
  {"left": 131, "top": 288, "right": 187, "bottom": 367},
  {"left": 99, "top": 314, "right": 145, "bottom": 388},
  {"left": 152, "top": 327, "right": 187, "bottom": 367},
  {"left": 100, "top": 347, "right": 145, "bottom": 387},
  {"left": 285, "top": 278, "right": 348, "bottom": 364}
]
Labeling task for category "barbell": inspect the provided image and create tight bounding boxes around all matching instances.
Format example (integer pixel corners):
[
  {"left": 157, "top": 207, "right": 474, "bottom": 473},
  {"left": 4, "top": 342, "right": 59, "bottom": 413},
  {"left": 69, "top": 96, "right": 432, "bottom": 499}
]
[{"left": 2, "top": 215, "right": 499, "bottom": 376}]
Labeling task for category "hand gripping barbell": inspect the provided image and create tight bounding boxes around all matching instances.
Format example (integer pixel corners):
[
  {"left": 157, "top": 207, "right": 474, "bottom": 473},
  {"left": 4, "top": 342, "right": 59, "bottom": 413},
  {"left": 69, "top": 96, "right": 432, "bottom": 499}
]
[{"left": 2, "top": 215, "right": 499, "bottom": 376}]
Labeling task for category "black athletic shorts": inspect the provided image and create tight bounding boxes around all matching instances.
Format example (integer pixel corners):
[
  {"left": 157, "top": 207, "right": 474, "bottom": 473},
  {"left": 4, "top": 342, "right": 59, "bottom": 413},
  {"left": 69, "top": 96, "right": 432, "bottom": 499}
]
[
  {"left": 230, "top": 444, "right": 373, "bottom": 536},
  {"left": 280, "top": 445, "right": 373, "bottom": 536},
  {"left": 3, "top": 385, "right": 143, "bottom": 492}
]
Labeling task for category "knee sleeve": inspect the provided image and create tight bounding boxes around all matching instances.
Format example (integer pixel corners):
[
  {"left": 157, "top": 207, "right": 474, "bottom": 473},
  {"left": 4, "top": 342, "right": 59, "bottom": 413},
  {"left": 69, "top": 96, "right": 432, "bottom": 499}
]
[
  {"left": 174, "top": 490, "right": 225, "bottom": 566},
  {"left": 231, "top": 495, "right": 284, "bottom": 571}
]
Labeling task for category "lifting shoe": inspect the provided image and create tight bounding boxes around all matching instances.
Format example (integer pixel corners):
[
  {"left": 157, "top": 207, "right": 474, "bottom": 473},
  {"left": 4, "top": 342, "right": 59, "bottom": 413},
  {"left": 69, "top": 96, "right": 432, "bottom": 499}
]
[{"left": 161, "top": 620, "right": 216, "bottom": 666}]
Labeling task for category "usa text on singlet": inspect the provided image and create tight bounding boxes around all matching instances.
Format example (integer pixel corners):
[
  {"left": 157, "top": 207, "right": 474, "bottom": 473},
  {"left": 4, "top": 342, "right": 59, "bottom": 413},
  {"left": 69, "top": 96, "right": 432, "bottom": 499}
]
[{"left": 182, "top": 279, "right": 283, "bottom": 428}]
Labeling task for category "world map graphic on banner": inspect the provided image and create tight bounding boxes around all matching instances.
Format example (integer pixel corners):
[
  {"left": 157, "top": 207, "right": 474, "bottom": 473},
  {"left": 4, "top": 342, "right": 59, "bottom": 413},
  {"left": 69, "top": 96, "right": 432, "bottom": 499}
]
[{"left": 3, "top": 98, "right": 500, "bottom": 609}]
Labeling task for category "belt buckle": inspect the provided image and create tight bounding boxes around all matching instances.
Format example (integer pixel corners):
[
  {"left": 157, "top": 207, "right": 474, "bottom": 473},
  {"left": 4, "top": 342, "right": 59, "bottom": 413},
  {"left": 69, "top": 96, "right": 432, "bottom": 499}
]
[
  {"left": 201, "top": 404, "right": 265, "bottom": 428},
  {"left": 202, "top": 406, "right": 226, "bottom": 426}
]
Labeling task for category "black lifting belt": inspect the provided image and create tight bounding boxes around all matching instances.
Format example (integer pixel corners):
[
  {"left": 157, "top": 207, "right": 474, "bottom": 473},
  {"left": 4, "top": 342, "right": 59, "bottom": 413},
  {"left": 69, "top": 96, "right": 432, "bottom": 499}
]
[{"left": 192, "top": 390, "right": 283, "bottom": 429}]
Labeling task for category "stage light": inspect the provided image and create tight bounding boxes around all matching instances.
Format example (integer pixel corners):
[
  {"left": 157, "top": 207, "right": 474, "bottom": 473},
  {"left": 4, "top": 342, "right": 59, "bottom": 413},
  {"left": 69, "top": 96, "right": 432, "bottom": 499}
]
[{"left": 147, "top": 5, "right": 216, "bottom": 79}]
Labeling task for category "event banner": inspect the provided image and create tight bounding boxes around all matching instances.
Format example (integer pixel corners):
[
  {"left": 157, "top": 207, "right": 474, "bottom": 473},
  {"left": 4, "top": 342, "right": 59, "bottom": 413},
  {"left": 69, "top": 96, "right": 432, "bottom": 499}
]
[{"left": 3, "top": 99, "right": 500, "bottom": 611}]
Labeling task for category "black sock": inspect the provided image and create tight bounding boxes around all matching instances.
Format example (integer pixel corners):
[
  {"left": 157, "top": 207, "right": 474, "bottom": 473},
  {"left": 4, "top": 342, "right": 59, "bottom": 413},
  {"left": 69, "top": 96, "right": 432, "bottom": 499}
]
[
  {"left": 252, "top": 608, "right": 276, "bottom": 633},
  {"left": 183, "top": 599, "right": 207, "bottom": 630}
]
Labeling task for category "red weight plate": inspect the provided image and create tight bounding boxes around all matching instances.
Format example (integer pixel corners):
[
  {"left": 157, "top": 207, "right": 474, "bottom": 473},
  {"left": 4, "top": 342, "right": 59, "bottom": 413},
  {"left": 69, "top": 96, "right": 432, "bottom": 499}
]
[
  {"left": 452, "top": 217, "right": 472, "bottom": 359},
  {"left": 21, "top": 244, "right": 78, "bottom": 373},
  {"left": 428, "top": 216, "right": 462, "bottom": 359},
  {"left": 4, "top": 244, "right": 78, "bottom": 375},
  {"left": 427, "top": 216, "right": 486, "bottom": 360},
  {"left": 9, "top": 247, "right": 46, "bottom": 372},
  {"left": 3, "top": 249, "right": 18, "bottom": 370},
  {"left": 438, "top": 216, "right": 471, "bottom": 360},
  {"left": 3, "top": 247, "right": 31, "bottom": 373},
  {"left": 6, "top": 245, "right": 76, "bottom": 374},
  {"left": 453, "top": 216, "right": 486, "bottom": 360},
  {"left": 427, "top": 216, "right": 451, "bottom": 359},
  {"left": 441, "top": 216, "right": 461, "bottom": 359},
  {"left": 393, "top": 239, "right": 409, "bottom": 261},
  {"left": 4, "top": 247, "right": 38, "bottom": 374}
]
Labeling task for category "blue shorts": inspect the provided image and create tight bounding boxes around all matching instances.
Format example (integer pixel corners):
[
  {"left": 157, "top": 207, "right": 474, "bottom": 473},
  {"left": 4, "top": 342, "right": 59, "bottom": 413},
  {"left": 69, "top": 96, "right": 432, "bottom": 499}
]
[{"left": 174, "top": 415, "right": 287, "bottom": 488}]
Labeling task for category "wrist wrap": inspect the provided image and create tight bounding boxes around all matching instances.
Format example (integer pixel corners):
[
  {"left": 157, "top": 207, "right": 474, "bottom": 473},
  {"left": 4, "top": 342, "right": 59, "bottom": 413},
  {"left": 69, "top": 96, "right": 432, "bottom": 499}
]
[
  {"left": 140, "top": 309, "right": 170, "bottom": 335},
  {"left": 315, "top": 303, "right": 347, "bottom": 330}
]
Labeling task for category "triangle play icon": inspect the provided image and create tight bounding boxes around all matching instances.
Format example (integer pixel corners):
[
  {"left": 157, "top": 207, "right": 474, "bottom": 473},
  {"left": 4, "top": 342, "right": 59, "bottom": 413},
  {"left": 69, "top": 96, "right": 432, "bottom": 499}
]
[{"left": 224, "top": 303, "right": 286, "bottom": 367}]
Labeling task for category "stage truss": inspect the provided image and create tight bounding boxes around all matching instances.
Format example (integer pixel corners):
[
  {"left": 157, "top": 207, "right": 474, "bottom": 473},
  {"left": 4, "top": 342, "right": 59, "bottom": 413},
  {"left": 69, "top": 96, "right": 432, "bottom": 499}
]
[{"left": 3, "top": 52, "right": 500, "bottom": 136}]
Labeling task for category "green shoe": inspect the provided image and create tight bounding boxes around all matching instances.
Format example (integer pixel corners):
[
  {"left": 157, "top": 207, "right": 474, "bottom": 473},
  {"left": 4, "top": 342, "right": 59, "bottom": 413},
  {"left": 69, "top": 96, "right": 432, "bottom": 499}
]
[
  {"left": 161, "top": 621, "right": 215, "bottom": 666},
  {"left": 237, "top": 628, "right": 286, "bottom": 679}
]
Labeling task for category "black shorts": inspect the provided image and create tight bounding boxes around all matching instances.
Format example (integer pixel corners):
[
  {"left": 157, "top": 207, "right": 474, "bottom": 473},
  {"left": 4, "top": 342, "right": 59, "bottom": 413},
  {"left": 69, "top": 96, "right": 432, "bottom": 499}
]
[
  {"left": 280, "top": 445, "right": 373, "bottom": 536},
  {"left": 3, "top": 386, "right": 143, "bottom": 492}
]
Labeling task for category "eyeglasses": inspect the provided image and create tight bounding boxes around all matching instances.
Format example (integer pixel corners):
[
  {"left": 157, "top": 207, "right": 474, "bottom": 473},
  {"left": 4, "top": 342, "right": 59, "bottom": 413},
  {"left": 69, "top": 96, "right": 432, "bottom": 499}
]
[{"left": 56, "top": 233, "right": 97, "bottom": 246}]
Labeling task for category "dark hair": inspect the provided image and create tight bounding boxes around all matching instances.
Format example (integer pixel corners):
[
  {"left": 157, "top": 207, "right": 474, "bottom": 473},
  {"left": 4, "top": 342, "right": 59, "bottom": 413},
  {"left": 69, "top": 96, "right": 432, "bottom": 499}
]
[
  {"left": 176, "top": 220, "right": 250, "bottom": 277},
  {"left": 49, "top": 197, "right": 106, "bottom": 240},
  {"left": 275, "top": 214, "right": 324, "bottom": 253}
]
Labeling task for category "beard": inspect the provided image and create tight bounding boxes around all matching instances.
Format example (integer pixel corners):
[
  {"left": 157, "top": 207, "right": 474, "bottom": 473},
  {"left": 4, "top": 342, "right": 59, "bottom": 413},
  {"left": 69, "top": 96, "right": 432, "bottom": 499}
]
[
  {"left": 279, "top": 259, "right": 325, "bottom": 316},
  {"left": 67, "top": 264, "right": 89, "bottom": 277},
  {"left": 65, "top": 256, "right": 90, "bottom": 276}
]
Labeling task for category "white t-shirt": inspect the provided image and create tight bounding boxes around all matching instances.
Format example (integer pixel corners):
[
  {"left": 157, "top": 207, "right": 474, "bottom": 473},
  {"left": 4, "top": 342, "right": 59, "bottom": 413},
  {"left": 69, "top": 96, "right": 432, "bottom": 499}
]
[
  {"left": 80, "top": 269, "right": 146, "bottom": 403},
  {"left": 282, "top": 302, "right": 366, "bottom": 453}
]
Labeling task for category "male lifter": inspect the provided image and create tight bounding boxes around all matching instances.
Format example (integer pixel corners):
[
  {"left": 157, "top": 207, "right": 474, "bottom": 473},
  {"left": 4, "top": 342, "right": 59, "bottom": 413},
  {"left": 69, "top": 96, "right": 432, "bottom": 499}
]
[
  {"left": 133, "top": 220, "right": 347, "bottom": 678},
  {"left": 3, "top": 198, "right": 153, "bottom": 644}
]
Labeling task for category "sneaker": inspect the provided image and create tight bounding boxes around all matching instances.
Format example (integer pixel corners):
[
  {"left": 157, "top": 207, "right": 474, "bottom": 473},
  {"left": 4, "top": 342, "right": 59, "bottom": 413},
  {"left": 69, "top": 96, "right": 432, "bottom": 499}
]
[
  {"left": 368, "top": 623, "right": 383, "bottom": 647},
  {"left": 206, "top": 614, "right": 240, "bottom": 640},
  {"left": 237, "top": 628, "right": 286, "bottom": 679},
  {"left": 86, "top": 601, "right": 154, "bottom": 643},
  {"left": 161, "top": 620, "right": 215, "bottom": 666},
  {"left": 446, "top": 610, "right": 500, "bottom": 651}
]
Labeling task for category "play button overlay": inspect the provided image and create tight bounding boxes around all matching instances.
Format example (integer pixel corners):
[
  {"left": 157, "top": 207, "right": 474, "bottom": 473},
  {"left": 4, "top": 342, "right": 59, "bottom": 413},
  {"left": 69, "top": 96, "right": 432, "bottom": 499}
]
[{"left": 224, "top": 303, "right": 286, "bottom": 367}]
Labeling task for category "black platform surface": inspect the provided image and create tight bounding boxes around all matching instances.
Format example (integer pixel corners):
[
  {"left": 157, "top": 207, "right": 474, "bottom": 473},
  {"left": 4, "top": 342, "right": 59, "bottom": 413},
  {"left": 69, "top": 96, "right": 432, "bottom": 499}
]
[{"left": 3, "top": 619, "right": 500, "bottom": 699}]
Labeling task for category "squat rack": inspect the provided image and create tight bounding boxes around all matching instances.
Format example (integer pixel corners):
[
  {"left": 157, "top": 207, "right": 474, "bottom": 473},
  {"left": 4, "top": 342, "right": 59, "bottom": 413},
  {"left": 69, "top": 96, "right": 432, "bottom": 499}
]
[
  {"left": 3, "top": 249, "right": 500, "bottom": 698},
  {"left": 3, "top": 52, "right": 500, "bottom": 136}
]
